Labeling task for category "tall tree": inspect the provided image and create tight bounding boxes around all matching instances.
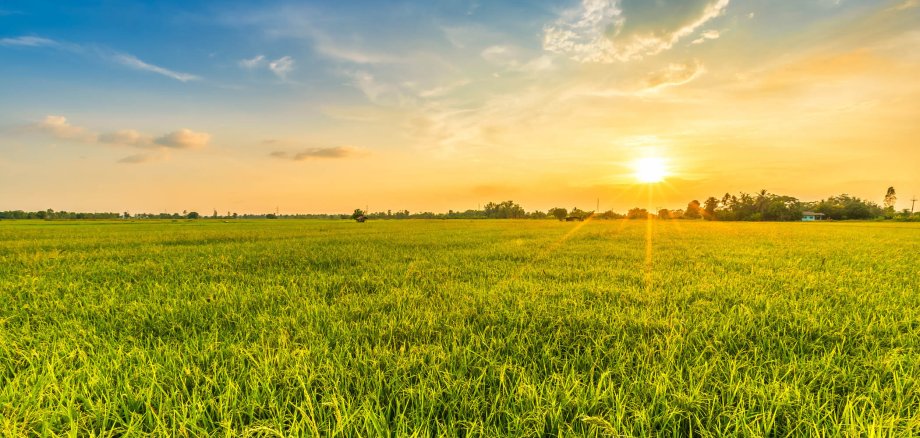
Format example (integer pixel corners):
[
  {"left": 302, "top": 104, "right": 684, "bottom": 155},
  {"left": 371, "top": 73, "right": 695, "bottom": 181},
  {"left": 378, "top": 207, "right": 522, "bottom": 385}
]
[{"left": 884, "top": 187, "right": 897, "bottom": 211}]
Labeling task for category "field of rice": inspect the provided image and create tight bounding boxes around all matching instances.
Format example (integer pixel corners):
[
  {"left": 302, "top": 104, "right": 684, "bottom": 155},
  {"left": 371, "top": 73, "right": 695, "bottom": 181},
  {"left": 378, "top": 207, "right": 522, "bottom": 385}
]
[{"left": 1, "top": 219, "right": 918, "bottom": 436}]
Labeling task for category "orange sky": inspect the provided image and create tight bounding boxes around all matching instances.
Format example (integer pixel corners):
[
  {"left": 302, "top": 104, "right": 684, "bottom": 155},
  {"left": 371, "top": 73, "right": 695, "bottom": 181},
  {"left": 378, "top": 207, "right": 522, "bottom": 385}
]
[{"left": 1, "top": 0, "right": 918, "bottom": 214}]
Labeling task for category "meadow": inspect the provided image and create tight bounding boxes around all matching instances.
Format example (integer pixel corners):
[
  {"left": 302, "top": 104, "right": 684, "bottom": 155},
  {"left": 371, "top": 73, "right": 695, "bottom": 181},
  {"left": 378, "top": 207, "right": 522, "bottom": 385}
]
[{"left": 0, "top": 219, "right": 918, "bottom": 436}]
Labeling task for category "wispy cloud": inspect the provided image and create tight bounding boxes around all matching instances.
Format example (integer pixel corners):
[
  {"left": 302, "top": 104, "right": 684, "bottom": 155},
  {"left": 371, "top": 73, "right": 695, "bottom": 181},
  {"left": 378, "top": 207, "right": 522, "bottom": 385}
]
[
  {"left": 889, "top": 0, "right": 919, "bottom": 10},
  {"left": 239, "top": 54, "right": 265, "bottom": 68},
  {"left": 268, "top": 56, "right": 294, "bottom": 79},
  {"left": 218, "top": 5, "right": 401, "bottom": 65},
  {"left": 641, "top": 61, "right": 706, "bottom": 92},
  {"left": 691, "top": 30, "right": 721, "bottom": 45},
  {"left": 111, "top": 53, "right": 199, "bottom": 82},
  {"left": 543, "top": 0, "right": 731, "bottom": 62},
  {"left": 0, "top": 36, "right": 59, "bottom": 47},
  {"left": 311, "top": 32, "right": 401, "bottom": 64},
  {"left": 239, "top": 54, "right": 297, "bottom": 82},
  {"left": 1, "top": 34, "right": 199, "bottom": 82},
  {"left": 270, "top": 146, "right": 365, "bottom": 161},
  {"left": 345, "top": 70, "right": 403, "bottom": 105},
  {"left": 418, "top": 79, "right": 471, "bottom": 98}
]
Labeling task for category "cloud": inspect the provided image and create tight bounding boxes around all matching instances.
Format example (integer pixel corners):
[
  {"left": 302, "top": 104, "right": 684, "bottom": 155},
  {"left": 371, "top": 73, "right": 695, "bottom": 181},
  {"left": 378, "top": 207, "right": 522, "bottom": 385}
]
[
  {"left": 418, "top": 79, "right": 471, "bottom": 98},
  {"left": 270, "top": 146, "right": 364, "bottom": 161},
  {"left": 26, "top": 115, "right": 209, "bottom": 163},
  {"left": 344, "top": 70, "right": 405, "bottom": 105},
  {"left": 239, "top": 54, "right": 265, "bottom": 68},
  {"left": 240, "top": 54, "right": 299, "bottom": 82},
  {"left": 481, "top": 45, "right": 511, "bottom": 62},
  {"left": 268, "top": 56, "right": 294, "bottom": 79},
  {"left": 890, "top": 0, "right": 919, "bottom": 10},
  {"left": 691, "top": 30, "right": 721, "bottom": 45},
  {"left": 0, "top": 36, "right": 59, "bottom": 47},
  {"left": 311, "top": 33, "right": 401, "bottom": 64},
  {"left": 1, "top": 35, "right": 200, "bottom": 81},
  {"left": 543, "top": 0, "right": 731, "bottom": 62},
  {"left": 111, "top": 53, "right": 199, "bottom": 82},
  {"left": 479, "top": 45, "right": 556, "bottom": 74},
  {"left": 31, "top": 115, "right": 97, "bottom": 142},
  {"left": 642, "top": 61, "right": 706, "bottom": 91},
  {"left": 98, "top": 129, "right": 154, "bottom": 147},
  {"left": 154, "top": 129, "right": 211, "bottom": 149},
  {"left": 117, "top": 152, "right": 168, "bottom": 164}
]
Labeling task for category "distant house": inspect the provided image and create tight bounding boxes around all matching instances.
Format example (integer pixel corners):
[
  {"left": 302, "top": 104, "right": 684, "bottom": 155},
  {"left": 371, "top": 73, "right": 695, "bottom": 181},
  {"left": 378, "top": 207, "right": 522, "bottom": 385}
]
[
  {"left": 802, "top": 211, "right": 825, "bottom": 221},
  {"left": 355, "top": 215, "right": 367, "bottom": 223}
]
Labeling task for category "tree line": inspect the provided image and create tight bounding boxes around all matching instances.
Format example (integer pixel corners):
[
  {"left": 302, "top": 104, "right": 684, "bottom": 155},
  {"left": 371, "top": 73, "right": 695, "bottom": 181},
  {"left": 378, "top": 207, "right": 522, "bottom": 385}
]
[
  {"left": 631, "top": 187, "right": 915, "bottom": 221},
  {"left": 2, "top": 188, "right": 916, "bottom": 222}
]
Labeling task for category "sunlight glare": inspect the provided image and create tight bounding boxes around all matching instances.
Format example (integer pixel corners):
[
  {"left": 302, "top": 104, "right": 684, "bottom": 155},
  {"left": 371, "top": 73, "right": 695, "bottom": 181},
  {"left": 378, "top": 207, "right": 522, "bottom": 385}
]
[{"left": 634, "top": 157, "right": 668, "bottom": 183}]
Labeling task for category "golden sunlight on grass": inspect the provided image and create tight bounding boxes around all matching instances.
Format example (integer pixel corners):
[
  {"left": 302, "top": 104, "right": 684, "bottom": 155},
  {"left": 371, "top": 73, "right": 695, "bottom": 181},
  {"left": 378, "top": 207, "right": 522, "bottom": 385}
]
[{"left": 633, "top": 157, "right": 668, "bottom": 183}]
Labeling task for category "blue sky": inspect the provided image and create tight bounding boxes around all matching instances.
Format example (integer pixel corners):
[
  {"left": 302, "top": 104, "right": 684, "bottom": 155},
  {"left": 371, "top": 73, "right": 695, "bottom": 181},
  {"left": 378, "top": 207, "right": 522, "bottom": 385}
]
[{"left": 1, "top": 0, "right": 918, "bottom": 213}]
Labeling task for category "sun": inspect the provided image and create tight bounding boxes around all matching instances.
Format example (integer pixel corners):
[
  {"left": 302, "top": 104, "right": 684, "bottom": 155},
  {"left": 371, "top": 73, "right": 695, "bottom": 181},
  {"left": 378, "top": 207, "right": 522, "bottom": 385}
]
[{"left": 633, "top": 157, "right": 668, "bottom": 183}]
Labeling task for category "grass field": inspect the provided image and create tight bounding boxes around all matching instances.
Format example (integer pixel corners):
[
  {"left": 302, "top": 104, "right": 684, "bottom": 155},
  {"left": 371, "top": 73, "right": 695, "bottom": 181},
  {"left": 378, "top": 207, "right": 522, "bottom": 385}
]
[{"left": 1, "top": 219, "right": 918, "bottom": 436}]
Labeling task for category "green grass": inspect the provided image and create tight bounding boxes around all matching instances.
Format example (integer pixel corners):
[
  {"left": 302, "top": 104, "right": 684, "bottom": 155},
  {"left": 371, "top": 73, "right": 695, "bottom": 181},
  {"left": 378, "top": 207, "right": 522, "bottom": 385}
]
[{"left": 1, "top": 219, "right": 919, "bottom": 436}]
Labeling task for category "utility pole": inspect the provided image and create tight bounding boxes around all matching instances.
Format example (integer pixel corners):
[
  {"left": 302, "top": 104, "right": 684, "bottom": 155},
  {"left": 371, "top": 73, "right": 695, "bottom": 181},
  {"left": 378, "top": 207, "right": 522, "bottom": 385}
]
[
  {"left": 911, "top": 195, "right": 918, "bottom": 214},
  {"left": 596, "top": 198, "right": 600, "bottom": 212}
]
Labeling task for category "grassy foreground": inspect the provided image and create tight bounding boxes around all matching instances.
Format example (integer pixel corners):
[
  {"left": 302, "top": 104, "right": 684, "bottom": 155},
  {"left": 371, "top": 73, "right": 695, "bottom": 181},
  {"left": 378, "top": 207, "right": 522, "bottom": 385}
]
[{"left": 0, "top": 219, "right": 918, "bottom": 436}]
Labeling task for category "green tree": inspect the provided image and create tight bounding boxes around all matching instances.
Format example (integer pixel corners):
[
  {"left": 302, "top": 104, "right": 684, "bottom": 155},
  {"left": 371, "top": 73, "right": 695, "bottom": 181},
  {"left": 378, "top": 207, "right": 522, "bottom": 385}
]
[
  {"left": 657, "top": 208, "right": 670, "bottom": 219},
  {"left": 703, "top": 197, "right": 719, "bottom": 220},
  {"left": 627, "top": 208, "right": 650, "bottom": 219},
  {"left": 549, "top": 207, "right": 567, "bottom": 221},
  {"left": 484, "top": 201, "right": 526, "bottom": 219},
  {"left": 884, "top": 187, "right": 897, "bottom": 216},
  {"left": 684, "top": 200, "right": 702, "bottom": 219}
]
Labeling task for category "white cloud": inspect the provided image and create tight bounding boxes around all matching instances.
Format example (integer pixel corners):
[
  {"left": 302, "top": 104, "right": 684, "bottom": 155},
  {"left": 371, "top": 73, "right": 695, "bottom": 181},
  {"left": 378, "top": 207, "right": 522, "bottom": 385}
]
[
  {"left": 692, "top": 30, "right": 721, "bottom": 45},
  {"left": 268, "top": 56, "right": 294, "bottom": 79},
  {"left": 111, "top": 53, "right": 200, "bottom": 82},
  {"left": 154, "top": 129, "right": 211, "bottom": 149},
  {"left": 543, "top": 0, "right": 731, "bottom": 62},
  {"left": 345, "top": 70, "right": 405, "bottom": 105},
  {"left": 1, "top": 35, "right": 200, "bottom": 81},
  {"left": 239, "top": 54, "right": 265, "bottom": 68},
  {"left": 418, "top": 79, "right": 471, "bottom": 98},
  {"left": 311, "top": 33, "right": 400, "bottom": 64},
  {"left": 641, "top": 61, "right": 706, "bottom": 92},
  {"left": 0, "top": 36, "right": 59, "bottom": 47},
  {"left": 480, "top": 45, "right": 556, "bottom": 74},
  {"left": 481, "top": 45, "right": 511, "bottom": 62}
]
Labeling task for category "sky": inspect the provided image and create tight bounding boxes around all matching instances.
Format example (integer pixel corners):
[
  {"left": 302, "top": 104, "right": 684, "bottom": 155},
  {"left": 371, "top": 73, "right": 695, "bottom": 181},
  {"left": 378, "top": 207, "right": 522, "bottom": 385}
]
[{"left": 1, "top": 0, "right": 919, "bottom": 214}]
